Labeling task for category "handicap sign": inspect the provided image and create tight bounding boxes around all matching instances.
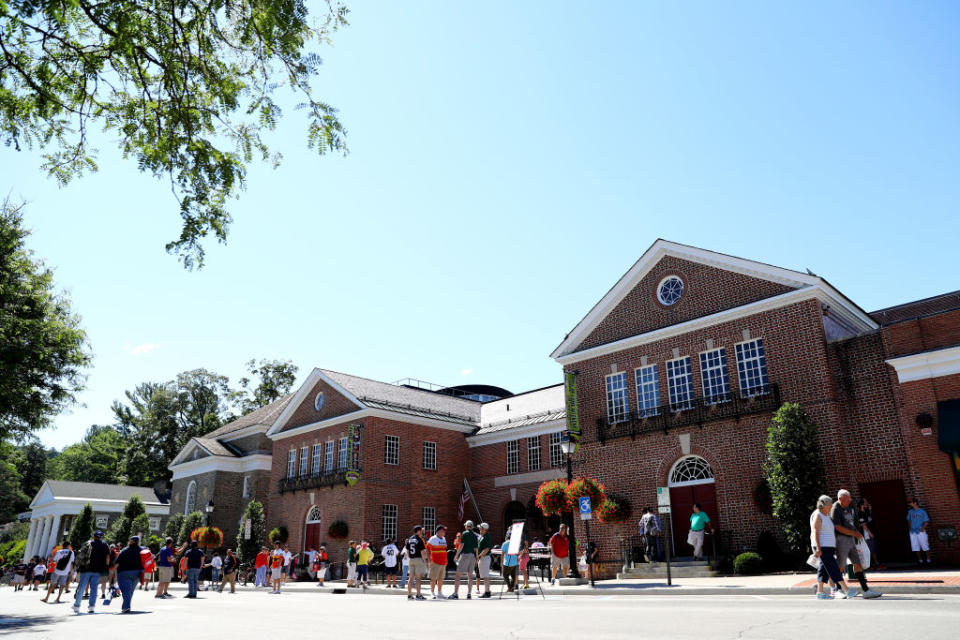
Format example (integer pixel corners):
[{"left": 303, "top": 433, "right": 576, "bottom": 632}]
[{"left": 579, "top": 496, "right": 592, "bottom": 520}]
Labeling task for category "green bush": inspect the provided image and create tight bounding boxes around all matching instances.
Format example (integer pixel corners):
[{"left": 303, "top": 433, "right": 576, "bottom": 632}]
[
  {"left": 733, "top": 552, "right": 765, "bottom": 575},
  {"left": 0, "top": 538, "right": 27, "bottom": 563}
]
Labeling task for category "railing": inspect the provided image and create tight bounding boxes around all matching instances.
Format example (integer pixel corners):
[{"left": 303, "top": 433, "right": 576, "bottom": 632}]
[
  {"left": 593, "top": 384, "right": 780, "bottom": 444},
  {"left": 278, "top": 470, "right": 350, "bottom": 493}
]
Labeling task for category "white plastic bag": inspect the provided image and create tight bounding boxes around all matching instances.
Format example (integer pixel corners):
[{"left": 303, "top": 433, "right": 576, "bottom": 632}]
[
  {"left": 856, "top": 538, "right": 871, "bottom": 570},
  {"left": 806, "top": 553, "right": 820, "bottom": 570}
]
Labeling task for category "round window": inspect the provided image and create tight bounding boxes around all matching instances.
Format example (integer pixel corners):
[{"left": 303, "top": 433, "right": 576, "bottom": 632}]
[
  {"left": 314, "top": 392, "right": 325, "bottom": 411},
  {"left": 657, "top": 276, "right": 684, "bottom": 306}
]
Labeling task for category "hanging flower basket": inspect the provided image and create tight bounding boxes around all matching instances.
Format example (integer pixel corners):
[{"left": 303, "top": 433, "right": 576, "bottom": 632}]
[
  {"left": 327, "top": 520, "right": 349, "bottom": 540},
  {"left": 190, "top": 526, "right": 224, "bottom": 548},
  {"left": 566, "top": 476, "right": 607, "bottom": 512},
  {"left": 596, "top": 495, "right": 632, "bottom": 524},
  {"left": 535, "top": 479, "right": 571, "bottom": 516},
  {"left": 268, "top": 526, "right": 289, "bottom": 544}
]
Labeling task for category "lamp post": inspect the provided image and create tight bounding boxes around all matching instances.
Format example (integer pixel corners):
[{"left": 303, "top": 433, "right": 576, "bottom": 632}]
[
  {"left": 205, "top": 500, "right": 215, "bottom": 527},
  {"left": 560, "top": 432, "right": 580, "bottom": 579}
]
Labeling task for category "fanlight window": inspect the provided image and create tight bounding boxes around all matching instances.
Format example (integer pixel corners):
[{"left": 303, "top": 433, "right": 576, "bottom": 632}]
[
  {"left": 306, "top": 506, "right": 322, "bottom": 523},
  {"left": 669, "top": 456, "right": 714, "bottom": 486}
]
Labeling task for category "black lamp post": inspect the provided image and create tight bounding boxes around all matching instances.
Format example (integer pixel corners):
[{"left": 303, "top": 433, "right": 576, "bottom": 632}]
[
  {"left": 205, "top": 500, "right": 215, "bottom": 526},
  {"left": 560, "top": 432, "right": 580, "bottom": 579}
]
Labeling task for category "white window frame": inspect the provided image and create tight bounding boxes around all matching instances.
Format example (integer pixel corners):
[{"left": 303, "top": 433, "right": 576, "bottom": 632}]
[
  {"left": 311, "top": 443, "right": 322, "bottom": 476},
  {"left": 735, "top": 338, "right": 770, "bottom": 397},
  {"left": 149, "top": 517, "right": 161, "bottom": 531},
  {"left": 242, "top": 475, "right": 250, "bottom": 498},
  {"left": 385, "top": 435, "right": 400, "bottom": 466},
  {"left": 666, "top": 356, "right": 694, "bottom": 412},
  {"left": 506, "top": 440, "right": 520, "bottom": 474},
  {"left": 286, "top": 449, "right": 297, "bottom": 478},
  {"left": 605, "top": 371, "right": 629, "bottom": 423},
  {"left": 184, "top": 480, "right": 197, "bottom": 515},
  {"left": 422, "top": 507, "right": 436, "bottom": 535},
  {"left": 382, "top": 504, "right": 398, "bottom": 543},
  {"left": 549, "top": 432, "right": 564, "bottom": 468},
  {"left": 527, "top": 436, "right": 541, "bottom": 471},
  {"left": 699, "top": 347, "right": 731, "bottom": 404},
  {"left": 325, "top": 440, "right": 335, "bottom": 473},
  {"left": 96, "top": 515, "right": 108, "bottom": 529},
  {"left": 299, "top": 446, "right": 309, "bottom": 477},
  {"left": 338, "top": 437, "right": 348, "bottom": 470},
  {"left": 423, "top": 441, "right": 437, "bottom": 471},
  {"left": 634, "top": 364, "right": 661, "bottom": 417}
]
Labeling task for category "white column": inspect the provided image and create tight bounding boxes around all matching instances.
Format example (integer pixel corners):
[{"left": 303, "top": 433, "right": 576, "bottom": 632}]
[
  {"left": 37, "top": 516, "right": 52, "bottom": 558},
  {"left": 48, "top": 514, "right": 62, "bottom": 553},
  {"left": 22, "top": 519, "right": 38, "bottom": 562}
]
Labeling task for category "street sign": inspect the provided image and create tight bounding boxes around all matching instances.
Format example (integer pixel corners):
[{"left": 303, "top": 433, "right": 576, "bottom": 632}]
[
  {"left": 659, "top": 505, "right": 671, "bottom": 514},
  {"left": 579, "top": 496, "right": 592, "bottom": 520},
  {"left": 657, "top": 487, "right": 671, "bottom": 506}
]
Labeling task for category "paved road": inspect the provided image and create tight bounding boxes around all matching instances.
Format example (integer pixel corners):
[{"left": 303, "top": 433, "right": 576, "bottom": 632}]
[{"left": 2, "top": 587, "right": 959, "bottom": 639}]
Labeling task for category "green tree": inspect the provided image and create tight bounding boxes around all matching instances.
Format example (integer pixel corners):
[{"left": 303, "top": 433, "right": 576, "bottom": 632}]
[
  {"left": 0, "top": 1, "right": 348, "bottom": 269},
  {"left": 122, "top": 496, "right": 147, "bottom": 521},
  {"left": 69, "top": 503, "right": 95, "bottom": 550},
  {"left": 130, "top": 513, "right": 152, "bottom": 540},
  {"left": 0, "top": 201, "right": 90, "bottom": 441},
  {"left": 179, "top": 511, "right": 205, "bottom": 546},
  {"left": 165, "top": 514, "right": 185, "bottom": 542},
  {"left": 12, "top": 439, "right": 50, "bottom": 508},
  {"left": 47, "top": 425, "right": 125, "bottom": 484},
  {"left": 235, "top": 359, "right": 298, "bottom": 415},
  {"left": 106, "top": 516, "right": 130, "bottom": 544},
  {"left": 764, "top": 402, "right": 826, "bottom": 554},
  {"left": 0, "top": 441, "right": 28, "bottom": 523},
  {"left": 236, "top": 500, "right": 266, "bottom": 565}
]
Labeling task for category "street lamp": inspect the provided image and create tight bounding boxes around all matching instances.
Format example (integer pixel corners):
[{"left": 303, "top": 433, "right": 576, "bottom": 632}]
[
  {"left": 205, "top": 500, "right": 215, "bottom": 526},
  {"left": 560, "top": 432, "right": 580, "bottom": 579}
]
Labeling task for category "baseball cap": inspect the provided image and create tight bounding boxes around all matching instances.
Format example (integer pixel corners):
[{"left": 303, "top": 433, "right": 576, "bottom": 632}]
[
  {"left": 436, "top": 525, "right": 447, "bottom": 534},
  {"left": 93, "top": 530, "right": 104, "bottom": 538}
]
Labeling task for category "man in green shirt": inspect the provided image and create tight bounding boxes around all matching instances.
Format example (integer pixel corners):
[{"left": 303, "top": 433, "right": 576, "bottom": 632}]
[
  {"left": 346, "top": 540, "right": 358, "bottom": 588},
  {"left": 688, "top": 504, "right": 713, "bottom": 560},
  {"left": 476, "top": 522, "right": 493, "bottom": 598},
  {"left": 449, "top": 520, "right": 478, "bottom": 599}
]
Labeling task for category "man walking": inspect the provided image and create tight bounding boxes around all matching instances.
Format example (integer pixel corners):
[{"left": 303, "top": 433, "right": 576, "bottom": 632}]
[
  {"left": 155, "top": 538, "right": 176, "bottom": 599},
  {"left": 500, "top": 531, "right": 518, "bottom": 592},
  {"left": 184, "top": 540, "right": 205, "bottom": 599},
  {"left": 907, "top": 497, "right": 931, "bottom": 564},
  {"left": 426, "top": 525, "right": 449, "bottom": 599},
  {"left": 549, "top": 524, "right": 571, "bottom": 585},
  {"left": 639, "top": 508, "right": 661, "bottom": 563},
  {"left": 406, "top": 526, "right": 428, "bottom": 601},
  {"left": 269, "top": 541, "right": 285, "bottom": 593},
  {"left": 41, "top": 540, "right": 73, "bottom": 603},
  {"left": 476, "top": 523, "right": 493, "bottom": 598},
  {"left": 72, "top": 530, "right": 109, "bottom": 614},
  {"left": 831, "top": 489, "right": 882, "bottom": 598},
  {"left": 219, "top": 549, "right": 238, "bottom": 593},
  {"left": 450, "top": 521, "right": 478, "bottom": 599}
]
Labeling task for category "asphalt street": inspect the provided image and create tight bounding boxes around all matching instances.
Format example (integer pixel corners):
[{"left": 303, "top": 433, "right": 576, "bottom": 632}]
[{"left": 2, "top": 587, "right": 959, "bottom": 639}]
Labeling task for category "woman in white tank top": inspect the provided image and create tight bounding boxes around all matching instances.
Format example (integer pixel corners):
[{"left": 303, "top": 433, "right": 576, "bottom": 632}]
[{"left": 810, "top": 495, "right": 857, "bottom": 599}]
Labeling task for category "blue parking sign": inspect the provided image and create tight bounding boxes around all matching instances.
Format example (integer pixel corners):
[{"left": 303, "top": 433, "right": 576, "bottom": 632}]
[{"left": 579, "top": 496, "right": 592, "bottom": 520}]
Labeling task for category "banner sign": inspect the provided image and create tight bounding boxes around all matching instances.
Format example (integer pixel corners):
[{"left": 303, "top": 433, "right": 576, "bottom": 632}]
[
  {"left": 346, "top": 423, "right": 363, "bottom": 485},
  {"left": 564, "top": 371, "right": 581, "bottom": 446},
  {"left": 244, "top": 519, "right": 251, "bottom": 540},
  {"left": 506, "top": 522, "right": 525, "bottom": 556}
]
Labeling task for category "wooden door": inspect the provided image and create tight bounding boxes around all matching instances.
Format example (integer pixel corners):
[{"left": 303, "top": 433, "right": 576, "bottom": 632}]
[
  {"left": 858, "top": 479, "right": 911, "bottom": 563},
  {"left": 669, "top": 483, "right": 719, "bottom": 557},
  {"left": 305, "top": 522, "right": 322, "bottom": 552}
]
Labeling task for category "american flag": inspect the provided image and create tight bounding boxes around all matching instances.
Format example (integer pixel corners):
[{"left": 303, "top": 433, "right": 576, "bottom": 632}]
[{"left": 458, "top": 478, "right": 470, "bottom": 520}]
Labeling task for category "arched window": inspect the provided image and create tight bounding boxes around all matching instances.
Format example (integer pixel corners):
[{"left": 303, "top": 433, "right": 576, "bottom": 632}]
[
  {"left": 306, "top": 506, "right": 322, "bottom": 523},
  {"left": 184, "top": 480, "right": 197, "bottom": 515},
  {"left": 668, "top": 456, "right": 714, "bottom": 487}
]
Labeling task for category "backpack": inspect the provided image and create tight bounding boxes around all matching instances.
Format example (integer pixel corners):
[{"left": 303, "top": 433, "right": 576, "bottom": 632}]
[
  {"left": 76, "top": 542, "right": 93, "bottom": 571},
  {"left": 55, "top": 551, "right": 71, "bottom": 571}
]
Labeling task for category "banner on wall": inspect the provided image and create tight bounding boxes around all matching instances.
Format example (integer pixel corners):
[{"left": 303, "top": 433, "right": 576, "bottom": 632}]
[
  {"left": 564, "top": 370, "right": 581, "bottom": 446},
  {"left": 346, "top": 423, "right": 363, "bottom": 485}
]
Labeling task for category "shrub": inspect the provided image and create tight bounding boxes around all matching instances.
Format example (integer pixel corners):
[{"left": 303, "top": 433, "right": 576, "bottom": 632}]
[
  {"left": 734, "top": 552, "right": 765, "bottom": 575},
  {"left": 178, "top": 512, "right": 205, "bottom": 546},
  {"left": 597, "top": 495, "right": 632, "bottom": 524},
  {"left": 69, "top": 503, "right": 95, "bottom": 550},
  {"left": 165, "top": 514, "right": 185, "bottom": 542},
  {"left": 146, "top": 535, "right": 164, "bottom": 554},
  {"left": 237, "top": 500, "right": 266, "bottom": 565},
  {"left": 535, "top": 479, "right": 570, "bottom": 516},
  {"left": 327, "top": 521, "right": 348, "bottom": 540}
]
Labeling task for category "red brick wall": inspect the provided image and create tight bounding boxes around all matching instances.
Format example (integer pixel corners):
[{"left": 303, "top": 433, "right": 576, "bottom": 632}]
[
  {"left": 882, "top": 309, "right": 960, "bottom": 358},
  {"left": 280, "top": 378, "right": 361, "bottom": 433},
  {"left": 577, "top": 256, "right": 794, "bottom": 351}
]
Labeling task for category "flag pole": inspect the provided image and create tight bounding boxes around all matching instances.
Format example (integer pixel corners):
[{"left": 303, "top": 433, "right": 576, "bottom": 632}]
[{"left": 464, "top": 477, "right": 483, "bottom": 523}]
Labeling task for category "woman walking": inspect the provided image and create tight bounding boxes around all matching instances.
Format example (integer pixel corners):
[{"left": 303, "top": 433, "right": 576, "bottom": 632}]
[
  {"left": 112, "top": 536, "right": 144, "bottom": 613},
  {"left": 811, "top": 495, "right": 860, "bottom": 599}
]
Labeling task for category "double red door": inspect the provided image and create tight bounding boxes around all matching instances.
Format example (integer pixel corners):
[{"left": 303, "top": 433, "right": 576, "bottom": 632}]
[
  {"left": 858, "top": 479, "right": 911, "bottom": 563},
  {"left": 669, "top": 483, "right": 719, "bottom": 557},
  {"left": 305, "top": 522, "right": 322, "bottom": 551}
]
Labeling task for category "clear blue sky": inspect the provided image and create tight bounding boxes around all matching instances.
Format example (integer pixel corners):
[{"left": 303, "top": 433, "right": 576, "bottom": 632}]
[{"left": 4, "top": 1, "right": 958, "bottom": 449}]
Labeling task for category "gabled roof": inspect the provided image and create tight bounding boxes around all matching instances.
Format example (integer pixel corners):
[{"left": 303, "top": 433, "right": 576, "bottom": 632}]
[
  {"left": 551, "top": 239, "right": 877, "bottom": 360},
  {"left": 31, "top": 481, "right": 166, "bottom": 509},
  {"left": 203, "top": 394, "right": 294, "bottom": 439}
]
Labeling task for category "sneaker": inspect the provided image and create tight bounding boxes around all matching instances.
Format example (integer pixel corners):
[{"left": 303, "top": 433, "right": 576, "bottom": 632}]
[
  {"left": 816, "top": 592, "right": 832, "bottom": 600},
  {"left": 88, "top": 607, "right": 95, "bottom": 613},
  {"left": 862, "top": 589, "right": 883, "bottom": 599},
  {"left": 432, "top": 595, "right": 437, "bottom": 600},
  {"left": 448, "top": 593, "right": 458, "bottom": 599},
  {"left": 407, "top": 595, "right": 414, "bottom": 600},
  {"left": 121, "top": 609, "right": 131, "bottom": 614},
  {"left": 843, "top": 587, "right": 861, "bottom": 599},
  {"left": 415, "top": 594, "right": 426, "bottom": 600},
  {"left": 480, "top": 592, "right": 492, "bottom": 599},
  {"left": 437, "top": 594, "right": 447, "bottom": 600},
  {"left": 72, "top": 605, "right": 80, "bottom": 613}
]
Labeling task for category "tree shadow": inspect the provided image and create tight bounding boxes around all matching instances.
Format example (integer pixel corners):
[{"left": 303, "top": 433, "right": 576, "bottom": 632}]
[{"left": 0, "top": 615, "right": 57, "bottom": 635}]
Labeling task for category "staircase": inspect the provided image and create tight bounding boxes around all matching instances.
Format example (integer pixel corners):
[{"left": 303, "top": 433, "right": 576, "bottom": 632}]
[{"left": 617, "top": 559, "right": 718, "bottom": 579}]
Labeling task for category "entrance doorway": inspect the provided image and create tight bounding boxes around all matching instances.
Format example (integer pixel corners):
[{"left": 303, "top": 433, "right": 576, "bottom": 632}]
[
  {"left": 667, "top": 456, "right": 719, "bottom": 556},
  {"left": 304, "top": 506, "right": 322, "bottom": 552},
  {"left": 858, "top": 479, "right": 911, "bottom": 563},
  {"left": 503, "top": 501, "right": 526, "bottom": 538}
]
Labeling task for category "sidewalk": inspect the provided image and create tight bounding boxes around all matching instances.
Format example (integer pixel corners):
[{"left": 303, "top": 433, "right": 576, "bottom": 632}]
[{"left": 172, "top": 567, "right": 960, "bottom": 597}]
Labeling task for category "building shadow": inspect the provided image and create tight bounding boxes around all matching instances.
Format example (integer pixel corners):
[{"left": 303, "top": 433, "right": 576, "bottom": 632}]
[{"left": 0, "top": 615, "right": 57, "bottom": 635}]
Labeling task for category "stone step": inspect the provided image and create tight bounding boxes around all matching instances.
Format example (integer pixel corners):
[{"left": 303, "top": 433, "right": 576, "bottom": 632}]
[
  {"left": 618, "top": 565, "right": 719, "bottom": 579},
  {"left": 625, "top": 561, "right": 711, "bottom": 568}
]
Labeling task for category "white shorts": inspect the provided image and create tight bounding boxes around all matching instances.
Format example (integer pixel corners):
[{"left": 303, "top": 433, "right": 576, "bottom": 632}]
[
  {"left": 910, "top": 531, "right": 930, "bottom": 552},
  {"left": 346, "top": 562, "right": 357, "bottom": 581},
  {"left": 478, "top": 556, "right": 491, "bottom": 579}
]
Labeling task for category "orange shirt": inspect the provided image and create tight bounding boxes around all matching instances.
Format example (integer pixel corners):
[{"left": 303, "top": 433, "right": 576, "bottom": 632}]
[
  {"left": 255, "top": 551, "right": 269, "bottom": 568},
  {"left": 426, "top": 536, "right": 448, "bottom": 565}
]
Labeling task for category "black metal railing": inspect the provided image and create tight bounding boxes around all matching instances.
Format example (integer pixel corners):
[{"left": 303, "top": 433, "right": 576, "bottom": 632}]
[
  {"left": 278, "top": 470, "right": 350, "bottom": 493},
  {"left": 593, "top": 384, "right": 780, "bottom": 444}
]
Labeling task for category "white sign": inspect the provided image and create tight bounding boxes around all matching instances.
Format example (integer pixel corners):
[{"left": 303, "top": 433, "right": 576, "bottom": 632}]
[
  {"left": 657, "top": 487, "right": 671, "bottom": 506},
  {"left": 244, "top": 519, "right": 251, "bottom": 540},
  {"left": 506, "top": 522, "right": 525, "bottom": 555},
  {"left": 659, "top": 505, "right": 671, "bottom": 514},
  {"left": 579, "top": 496, "right": 592, "bottom": 520}
]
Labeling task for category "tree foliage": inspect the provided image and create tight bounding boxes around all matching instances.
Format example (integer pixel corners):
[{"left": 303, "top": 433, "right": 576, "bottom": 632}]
[
  {"left": 0, "top": 440, "right": 28, "bottom": 523},
  {"left": 764, "top": 402, "right": 825, "bottom": 554},
  {"left": 179, "top": 511, "right": 204, "bottom": 546},
  {"left": 122, "top": 495, "right": 147, "bottom": 521},
  {"left": 0, "top": 1, "right": 349, "bottom": 268},
  {"left": 130, "top": 513, "right": 152, "bottom": 540},
  {"left": 68, "top": 502, "right": 95, "bottom": 550},
  {"left": 12, "top": 439, "right": 50, "bottom": 504},
  {"left": 0, "top": 200, "right": 90, "bottom": 441},
  {"left": 106, "top": 515, "right": 130, "bottom": 544},
  {"left": 165, "top": 513, "right": 185, "bottom": 542},
  {"left": 234, "top": 359, "right": 298, "bottom": 415},
  {"left": 47, "top": 425, "right": 125, "bottom": 484},
  {"left": 236, "top": 499, "right": 265, "bottom": 565}
]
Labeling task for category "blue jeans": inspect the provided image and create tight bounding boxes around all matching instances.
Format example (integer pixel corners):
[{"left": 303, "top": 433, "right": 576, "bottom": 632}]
[
  {"left": 255, "top": 566, "right": 267, "bottom": 587},
  {"left": 117, "top": 570, "right": 140, "bottom": 610},
  {"left": 212, "top": 568, "right": 221, "bottom": 583},
  {"left": 187, "top": 568, "right": 200, "bottom": 596},
  {"left": 74, "top": 572, "right": 100, "bottom": 609},
  {"left": 400, "top": 564, "right": 409, "bottom": 587},
  {"left": 816, "top": 547, "right": 844, "bottom": 584}
]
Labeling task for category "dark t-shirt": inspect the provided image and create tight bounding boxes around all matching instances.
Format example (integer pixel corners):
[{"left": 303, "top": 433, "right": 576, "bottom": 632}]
[
  {"left": 185, "top": 547, "right": 205, "bottom": 569},
  {"left": 585, "top": 541, "right": 598, "bottom": 564},
  {"left": 115, "top": 545, "right": 144, "bottom": 572},
  {"left": 223, "top": 556, "right": 237, "bottom": 573},
  {"left": 830, "top": 502, "right": 860, "bottom": 539},
  {"left": 347, "top": 547, "right": 357, "bottom": 563},
  {"left": 459, "top": 530, "right": 479, "bottom": 555},
  {"left": 857, "top": 508, "right": 873, "bottom": 532},
  {"left": 86, "top": 539, "right": 111, "bottom": 574},
  {"left": 406, "top": 534, "right": 426, "bottom": 560},
  {"left": 157, "top": 547, "right": 174, "bottom": 567}
]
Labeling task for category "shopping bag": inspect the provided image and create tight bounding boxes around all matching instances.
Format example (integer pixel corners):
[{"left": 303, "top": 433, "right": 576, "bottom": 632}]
[
  {"left": 856, "top": 538, "right": 871, "bottom": 569},
  {"left": 806, "top": 553, "right": 820, "bottom": 570},
  {"left": 686, "top": 530, "right": 697, "bottom": 546}
]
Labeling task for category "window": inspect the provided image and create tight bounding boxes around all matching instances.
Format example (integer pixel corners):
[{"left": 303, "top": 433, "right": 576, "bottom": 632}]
[
  {"left": 423, "top": 441, "right": 437, "bottom": 471},
  {"left": 184, "top": 480, "right": 197, "bottom": 515},
  {"left": 669, "top": 455, "right": 714, "bottom": 486},
  {"left": 96, "top": 516, "right": 108, "bottom": 529},
  {"left": 549, "top": 432, "right": 564, "bottom": 468},
  {"left": 422, "top": 507, "right": 436, "bottom": 535},
  {"left": 287, "top": 449, "right": 297, "bottom": 478},
  {"left": 382, "top": 504, "right": 398, "bottom": 542},
  {"left": 527, "top": 436, "right": 541, "bottom": 471},
  {"left": 242, "top": 476, "right": 250, "bottom": 498},
  {"left": 635, "top": 364, "right": 661, "bottom": 417},
  {"left": 736, "top": 338, "right": 770, "bottom": 397},
  {"left": 385, "top": 435, "right": 400, "bottom": 465},
  {"left": 666, "top": 357, "right": 694, "bottom": 411},
  {"left": 506, "top": 440, "right": 519, "bottom": 474},
  {"left": 299, "top": 446, "right": 309, "bottom": 477},
  {"left": 311, "top": 444, "right": 322, "bottom": 476},
  {"left": 325, "top": 441, "right": 334, "bottom": 473},
  {"left": 657, "top": 275, "right": 684, "bottom": 306},
  {"left": 338, "top": 437, "right": 348, "bottom": 470},
  {"left": 314, "top": 392, "right": 325, "bottom": 411},
  {"left": 699, "top": 348, "right": 731, "bottom": 404},
  {"left": 605, "top": 372, "right": 629, "bottom": 423},
  {"left": 149, "top": 517, "right": 160, "bottom": 531}
]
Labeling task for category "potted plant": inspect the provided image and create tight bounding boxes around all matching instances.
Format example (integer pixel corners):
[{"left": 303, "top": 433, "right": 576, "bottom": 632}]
[{"left": 327, "top": 520, "right": 349, "bottom": 540}]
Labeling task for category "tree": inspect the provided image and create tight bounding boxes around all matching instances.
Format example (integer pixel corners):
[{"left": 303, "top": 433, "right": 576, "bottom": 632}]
[
  {"left": 179, "top": 511, "right": 205, "bottom": 546},
  {"left": 236, "top": 500, "right": 265, "bottom": 565},
  {"left": 130, "top": 513, "right": 152, "bottom": 541},
  {"left": 106, "top": 516, "right": 130, "bottom": 544},
  {"left": 69, "top": 503, "right": 95, "bottom": 550},
  {"left": 12, "top": 439, "right": 50, "bottom": 507},
  {"left": 0, "top": 441, "right": 28, "bottom": 523},
  {"left": 764, "top": 402, "right": 826, "bottom": 554},
  {"left": 0, "top": 201, "right": 90, "bottom": 441},
  {"left": 234, "top": 359, "right": 298, "bottom": 415},
  {"left": 165, "top": 514, "right": 185, "bottom": 543},
  {"left": 122, "top": 495, "right": 147, "bottom": 521},
  {"left": 0, "top": 1, "right": 349, "bottom": 269},
  {"left": 47, "top": 425, "right": 125, "bottom": 484}
]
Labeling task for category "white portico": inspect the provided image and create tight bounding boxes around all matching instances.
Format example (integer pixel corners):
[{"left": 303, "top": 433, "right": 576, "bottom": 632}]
[{"left": 22, "top": 481, "right": 170, "bottom": 562}]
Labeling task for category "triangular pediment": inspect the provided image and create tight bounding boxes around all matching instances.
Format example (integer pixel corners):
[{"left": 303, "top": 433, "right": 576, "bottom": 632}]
[
  {"left": 552, "top": 240, "right": 829, "bottom": 359},
  {"left": 169, "top": 439, "right": 215, "bottom": 467},
  {"left": 29, "top": 482, "right": 55, "bottom": 509},
  {"left": 266, "top": 369, "right": 366, "bottom": 436}
]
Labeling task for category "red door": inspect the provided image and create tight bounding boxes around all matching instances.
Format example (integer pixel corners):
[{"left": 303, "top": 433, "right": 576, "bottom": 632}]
[
  {"left": 858, "top": 480, "right": 911, "bottom": 563},
  {"left": 669, "top": 483, "right": 719, "bottom": 558},
  {"left": 305, "top": 522, "right": 322, "bottom": 552}
]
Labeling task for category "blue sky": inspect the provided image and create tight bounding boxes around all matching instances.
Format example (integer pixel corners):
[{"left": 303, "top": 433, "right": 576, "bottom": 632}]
[{"left": 4, "top": 1, "right": 959, "bottom": 449}]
